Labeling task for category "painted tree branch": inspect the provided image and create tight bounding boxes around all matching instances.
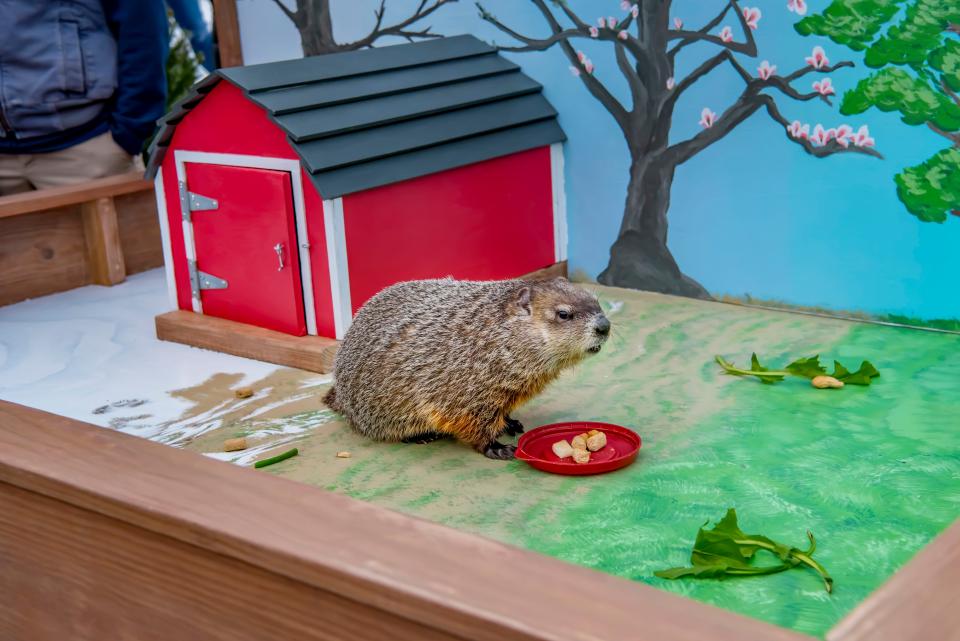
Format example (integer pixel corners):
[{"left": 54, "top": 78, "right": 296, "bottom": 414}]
[
  {"left": 926, "top": 122, "right": 960, "bottom": 146},
  {"left": 667, "top": 79, "right": 884, "bottom": 167},
  {"left": 478, "top": 0, "right": 632, "bottom": 134},
  {"left": 267, "top": 0, "right": 297, "bottom": 22},
  {"left": 942, "top": 79, "right": 960, "bottom": 109},
  {"left": 343, "top": 0, "right": 454, "bottom": 49},
  {"left": 273, "top": 0, "right": 456, "bottom": 55},
  {"left": 668, "top": 0, "right": 757, "bottom": 62}
]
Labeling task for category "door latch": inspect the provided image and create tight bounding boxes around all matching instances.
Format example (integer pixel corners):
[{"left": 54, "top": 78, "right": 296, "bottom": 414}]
[{"left": 274, "top": 243, "right": 285, "bottom": 271}]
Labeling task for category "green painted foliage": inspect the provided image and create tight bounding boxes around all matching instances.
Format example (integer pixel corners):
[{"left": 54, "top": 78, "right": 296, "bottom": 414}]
[
  {"left": 895, "top": 148, "right": 960, "bottom": 222},
  {"left": 864, "top": 0, "right": 960, "bottom": 68},
  {"left": 794, "top": 0, "right": 901, "bottom": 51},
  {"left": 929, "top": 40, "right": 960, "bottom": 91},
  {"left": 840, "top": 67, "right": 960, "bottom": 129}
]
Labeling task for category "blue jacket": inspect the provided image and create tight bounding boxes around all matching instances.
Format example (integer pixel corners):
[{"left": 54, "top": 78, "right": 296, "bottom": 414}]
[{"left": 0, "top": 0, "right": 168, "bottom": 155}]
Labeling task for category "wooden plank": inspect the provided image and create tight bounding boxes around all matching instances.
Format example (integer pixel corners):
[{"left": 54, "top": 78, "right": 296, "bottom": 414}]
[
  {"left": 826, "top": 518, "right": 960, "bottom": 641},
  {"left": 0, "top": 401, "right": 813, "bottom": 641},
  {"left": 115, "top": 190, "right": 164, "bottom": 275},
  {"left": 0, "top": 172, "right": 150, "bottom": 219},
  {"left": 81, "top": 196, "right": 126, "bottom": 285},
  {"left": 0, "top": 483, "right": 461, "bottom": 641},
  {"left": 212, "top": 0, "right": 243, "bottom": 68},
  {"left": 156, "top": 310, "right": 339, "bottom": 373},
  {"left": 523, "top": 260, "right": 568, "bottom": 281},
  {"left": 0, "top": 205, "right": 89, "bottom": 306}
]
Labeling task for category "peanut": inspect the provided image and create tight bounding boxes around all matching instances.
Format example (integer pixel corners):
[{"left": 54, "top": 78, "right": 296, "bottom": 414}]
[
  {"left": 223, "top": 437, "right": 248, "bottom": 452},
  {"left": 234, "top": 387, "right": 255, "bottom": 399},
  {"left": 811, "top": 376, "right": 844, "bottom": 389}
]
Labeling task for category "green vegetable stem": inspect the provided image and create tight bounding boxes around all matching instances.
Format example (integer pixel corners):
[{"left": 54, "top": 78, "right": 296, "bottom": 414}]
[
  {"left": 655, "top": 508, "right": 834, "bottom": 593},
  {"left": 254, "top": 447, "right": 299, "bottom": 469},
  {"left": 716, "top": 353, "right": 879, "bottom": 386}
]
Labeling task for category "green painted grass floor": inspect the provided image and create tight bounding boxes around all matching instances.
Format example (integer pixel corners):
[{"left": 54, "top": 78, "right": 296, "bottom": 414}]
[{"left": 185, "top": 285, "right": 960, "bottom": 638}]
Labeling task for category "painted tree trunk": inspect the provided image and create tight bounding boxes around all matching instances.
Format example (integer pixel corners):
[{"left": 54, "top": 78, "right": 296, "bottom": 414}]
[
  {"left": 293, "top": 0, "right": 339, "bottom": 56},
  {"left": 597, "top": 155, "right": 711, "bottom": 299}
]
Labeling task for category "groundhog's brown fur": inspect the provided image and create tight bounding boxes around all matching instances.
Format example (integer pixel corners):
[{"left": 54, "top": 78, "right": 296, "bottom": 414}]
[{"left": 323, "top": 277, "right": 610, "bottom": 459}]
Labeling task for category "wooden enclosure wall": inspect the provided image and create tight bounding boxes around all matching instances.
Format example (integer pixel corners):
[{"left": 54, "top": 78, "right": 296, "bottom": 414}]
[{"left": 0, "top": 174, "right": 163, "bottom": 307}]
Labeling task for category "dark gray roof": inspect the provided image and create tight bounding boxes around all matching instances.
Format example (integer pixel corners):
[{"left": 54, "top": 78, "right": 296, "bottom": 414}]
[{"left": 145, "top": 35, "right": 565, "bottom": 198}]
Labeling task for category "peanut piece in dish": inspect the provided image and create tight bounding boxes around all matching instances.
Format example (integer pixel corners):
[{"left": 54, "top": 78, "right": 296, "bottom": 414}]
[
  {"left": 572, "top": 448, "right": 591, "bottom": 464},
  {"left": 552, "top": 440, "right": 575, "bottom": 459},
  {"left": 586, "top": 431, "right": 607, "bottom": 452}
]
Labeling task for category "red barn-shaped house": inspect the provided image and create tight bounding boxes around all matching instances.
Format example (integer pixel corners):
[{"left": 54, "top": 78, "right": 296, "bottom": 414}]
[{"left": 147, "top": 36, "right": 567, "bottom": 369}]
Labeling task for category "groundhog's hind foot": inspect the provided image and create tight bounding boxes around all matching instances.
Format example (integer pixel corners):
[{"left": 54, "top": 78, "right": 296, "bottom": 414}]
[
  {"left": 401, "top": 431, "right": 450, "bottom": 445},
  {"left": 502, "top": 416, "right": 525, "bottom": 437},
  {"left": 481, "top": 441, "right": 517, "bottom": 460}
]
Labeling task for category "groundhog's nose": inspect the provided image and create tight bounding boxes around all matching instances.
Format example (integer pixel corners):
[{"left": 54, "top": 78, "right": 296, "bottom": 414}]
[{"left": 594, "top": 316, "right": 611, "bottom": 337}]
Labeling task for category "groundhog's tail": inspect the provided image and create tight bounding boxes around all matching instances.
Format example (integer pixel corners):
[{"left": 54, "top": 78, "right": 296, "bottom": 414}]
[{"left": 323, "top": 386, "right": 340, "bottom": 412}]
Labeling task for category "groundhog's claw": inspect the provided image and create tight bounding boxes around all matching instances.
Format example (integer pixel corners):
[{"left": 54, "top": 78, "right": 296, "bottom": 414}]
[
  {"left": 503, "top": 416, "right": 525, "bottom": 437},
  {"left": 482, "top": 441, "right": 517, "bottom": 460}
]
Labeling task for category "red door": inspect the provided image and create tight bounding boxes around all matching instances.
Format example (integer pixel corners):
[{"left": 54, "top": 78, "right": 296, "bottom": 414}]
[{"left": 185, "top": 163, "right": 307, "bottom": 336}]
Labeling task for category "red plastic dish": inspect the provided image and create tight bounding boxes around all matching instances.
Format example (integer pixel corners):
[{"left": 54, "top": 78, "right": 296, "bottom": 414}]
[{"left": 515, "top": 421, "right": 641, "bottom": 475}]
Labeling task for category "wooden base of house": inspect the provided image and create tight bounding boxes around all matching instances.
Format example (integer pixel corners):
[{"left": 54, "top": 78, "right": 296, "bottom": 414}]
[
  {"left": 155, "top": 262, "right": 566, "bottom": 373},
  {"left": 156, "top": 310, "right": 339, "bottom": 373}
]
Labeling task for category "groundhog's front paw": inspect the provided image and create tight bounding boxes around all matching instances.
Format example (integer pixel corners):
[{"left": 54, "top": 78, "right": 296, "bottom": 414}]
[
  {"left": 482, "top": 441, "right": 517, "bottom": 460},
  {"left": 503, "top": 417, "right": 525, "bottom": 437}
]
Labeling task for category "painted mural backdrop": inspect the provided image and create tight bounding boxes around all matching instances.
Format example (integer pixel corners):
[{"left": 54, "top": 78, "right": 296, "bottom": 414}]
[{"left": 239, "top": 0, "right": 960, "bottom": 329}]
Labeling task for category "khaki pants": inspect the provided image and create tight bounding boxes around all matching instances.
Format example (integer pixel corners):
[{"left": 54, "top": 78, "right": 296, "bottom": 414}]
[{"left": 0, "top": 132, "right": 143, "bottom": 196}]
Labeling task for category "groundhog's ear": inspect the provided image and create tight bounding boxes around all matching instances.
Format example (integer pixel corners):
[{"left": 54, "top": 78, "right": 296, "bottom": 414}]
[{"left": 515, "top": 286, "right": 532, "bottom": 315}]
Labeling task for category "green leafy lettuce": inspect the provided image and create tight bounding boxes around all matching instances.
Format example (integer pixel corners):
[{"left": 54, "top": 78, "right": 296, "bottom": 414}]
[
  {"left": 715, "top": 354, "right": 880, "bottom": 386},
  {"left": 655, "top": 508, "right": 834, "bottom": 593}
]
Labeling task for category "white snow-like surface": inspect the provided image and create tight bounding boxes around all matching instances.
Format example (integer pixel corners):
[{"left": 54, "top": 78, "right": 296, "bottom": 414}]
[{"left": 0, "top": 269, "right": 281, "bottom": 431}]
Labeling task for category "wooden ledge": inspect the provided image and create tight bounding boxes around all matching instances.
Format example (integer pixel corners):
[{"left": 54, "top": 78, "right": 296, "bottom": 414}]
[
  {"left": 0, "top": 172, "right": 151, "bottom": 219},
  {"left": 0, "top": 401, "right": 812, "bottom": 641},
  {"left": 156, "top": 310, "right": 339, "bottom": 373}
]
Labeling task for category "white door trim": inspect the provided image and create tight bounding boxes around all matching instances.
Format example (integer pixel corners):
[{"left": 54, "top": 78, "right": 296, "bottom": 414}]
[
  {"left": 153, "top": 167, "right": 178, "bottom": 310},
  {"left": 549, "top": 143, "right": 568, "bottom": 263},
  {"left": 173, "top": 150, "right": 318, "bottom": 335},
  {"left": 322, "top": 197, "right": 352, "bottom": 340}
]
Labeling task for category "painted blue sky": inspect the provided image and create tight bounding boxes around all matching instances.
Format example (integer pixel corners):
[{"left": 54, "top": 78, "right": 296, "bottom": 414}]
[{"left": 240, "top": 0, "right": 959, "bottom": 321}]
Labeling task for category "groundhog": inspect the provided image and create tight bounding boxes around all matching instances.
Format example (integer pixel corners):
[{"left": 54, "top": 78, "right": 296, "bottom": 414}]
[{"left": 323, "top": 276, "right": 611, "bottom": 459}]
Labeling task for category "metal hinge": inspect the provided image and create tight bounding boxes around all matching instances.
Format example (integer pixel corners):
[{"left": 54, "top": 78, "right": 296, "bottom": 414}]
[
  {"left": 187, "top": 259, "right": 228, "bottom": 298},
  {"left": 178, "top": 180, "right": 219, "bottom": 222}
]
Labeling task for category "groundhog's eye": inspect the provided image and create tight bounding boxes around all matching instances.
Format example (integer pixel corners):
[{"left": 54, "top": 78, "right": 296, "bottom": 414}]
[{"left": 556, "top": 309, "right": 571, "bottom": 320}]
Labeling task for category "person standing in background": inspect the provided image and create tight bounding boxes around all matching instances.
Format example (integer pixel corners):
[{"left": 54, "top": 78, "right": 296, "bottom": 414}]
[
  {"left": 0, "top": 0, "right": 168, "bottom": 195},
  {"left": 167, "top": 0, "right": 216, "bottom": 70}
]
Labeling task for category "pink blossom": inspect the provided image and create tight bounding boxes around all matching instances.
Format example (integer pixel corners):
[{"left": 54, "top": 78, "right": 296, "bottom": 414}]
[
  {"left": 805, "top": 46, "right": 829, "bottom": 69},
  {"left": 788, "top": 120, "right": 810, "bottom": 140},
  {"left": 742, "top": 6, "right": 761, "bottom": 30},
  {"left": 813, "top": 77, "right": 835, "bottom": 96},
  {"left": 719, "top": 26, "right": 734, "bottom": 42},
  {"left": 673, "top": 17, "right": 683, "bottom": 29},
  {"left": 609, "top": 16, "right": 618, "bottom": 28},
  {"left": 620, "top": 0, "right": 631, "bottom": 10},
  {"left": 810, "top": 124, "right": 831, "bottom": 146},
  {"left": 569, "top": 66, "right": 581, "bottom": 77},
  {"left": 631, "top": 5, "right": 639, "bottom": 18},
  {"left": 699, "top": 107, "right": 717, "bottom": 128},
  {"left": 575, "top": 50, "right": 595, "bottom": 74},
  {"left": 598, "top": 17, "right": 607, "bottom": 28},
  {"left": 833, "top": 124, "right": 853, "bottom": 148},
  {"left": 589, "top": 26, "right": 599, "bottom": 37},
  {"left": 618, "top": 30, "right": 629, "bottom": 40},
  {"left": 787, "top": 0, "right": 808, "bottom": 15},
  {"left": 666, "top": 76, "right": 675, "bottom": 90},
  {"left": 757, "top": 60, "right": 776, "bottom": 80},
  {"left": 852, "top": 125, "right": 875, "bottom": 147}
]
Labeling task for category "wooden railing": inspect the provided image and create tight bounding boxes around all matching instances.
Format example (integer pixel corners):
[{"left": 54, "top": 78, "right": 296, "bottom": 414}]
[{"left": 0, "top": 173, "right": 163, "bottom": 307}]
